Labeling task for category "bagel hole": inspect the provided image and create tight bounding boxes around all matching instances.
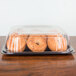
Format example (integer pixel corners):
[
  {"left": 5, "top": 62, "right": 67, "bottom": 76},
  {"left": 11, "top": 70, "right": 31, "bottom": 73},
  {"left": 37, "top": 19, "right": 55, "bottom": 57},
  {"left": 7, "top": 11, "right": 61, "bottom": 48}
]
[{"left": 36, "top": 42, "right": 39, "bottom": 45}]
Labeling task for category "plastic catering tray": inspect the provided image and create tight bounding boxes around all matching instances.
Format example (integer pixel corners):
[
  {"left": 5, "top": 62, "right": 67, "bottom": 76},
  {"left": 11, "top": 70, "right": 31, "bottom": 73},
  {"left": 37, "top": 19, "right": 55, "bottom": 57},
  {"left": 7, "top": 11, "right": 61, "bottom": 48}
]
[{"left": 1, "top": 26, "right": 75, "bottom": 55}]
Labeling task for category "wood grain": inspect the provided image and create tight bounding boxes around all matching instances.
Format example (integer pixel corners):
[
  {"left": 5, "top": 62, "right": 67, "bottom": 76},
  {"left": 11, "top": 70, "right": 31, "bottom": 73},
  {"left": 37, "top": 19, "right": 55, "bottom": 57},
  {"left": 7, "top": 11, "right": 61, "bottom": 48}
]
[{"left": 0, "top": 36, "right": 76, "bottom": 76}]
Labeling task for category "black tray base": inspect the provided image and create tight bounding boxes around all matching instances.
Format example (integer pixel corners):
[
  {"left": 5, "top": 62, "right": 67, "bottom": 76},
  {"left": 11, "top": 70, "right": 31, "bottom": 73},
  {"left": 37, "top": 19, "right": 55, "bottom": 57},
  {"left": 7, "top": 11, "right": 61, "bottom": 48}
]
[{"left": 1, "top": 46, "right": 75, "bottom": 55}]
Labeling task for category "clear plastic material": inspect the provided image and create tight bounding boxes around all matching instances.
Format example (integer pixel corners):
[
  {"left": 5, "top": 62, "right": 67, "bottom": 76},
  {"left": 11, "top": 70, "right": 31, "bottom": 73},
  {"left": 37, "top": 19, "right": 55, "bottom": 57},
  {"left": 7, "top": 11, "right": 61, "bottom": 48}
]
[{"left": 5, "top": 26, "right": 70, "bottom": 54}]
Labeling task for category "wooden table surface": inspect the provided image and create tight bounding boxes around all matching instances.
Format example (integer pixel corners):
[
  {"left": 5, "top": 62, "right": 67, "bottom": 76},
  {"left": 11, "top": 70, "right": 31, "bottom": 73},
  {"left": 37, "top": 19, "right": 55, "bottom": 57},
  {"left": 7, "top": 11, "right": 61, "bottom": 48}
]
[{"left": 0, "top": 36, "right": 76, "bottom": 76}]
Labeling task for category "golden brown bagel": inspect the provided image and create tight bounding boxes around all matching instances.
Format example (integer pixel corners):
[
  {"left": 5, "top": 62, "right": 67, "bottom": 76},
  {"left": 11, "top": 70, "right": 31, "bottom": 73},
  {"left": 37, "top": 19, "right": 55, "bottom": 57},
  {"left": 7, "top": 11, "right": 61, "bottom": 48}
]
[
  {"left": 27, "top": 35, "right": 47, "bottom": 52},
  {"left": 7, "top": 33, "right": 26, "bottom": 52},
  {"left": 48, "top": 34, "right": 67, "bottom": 51}
]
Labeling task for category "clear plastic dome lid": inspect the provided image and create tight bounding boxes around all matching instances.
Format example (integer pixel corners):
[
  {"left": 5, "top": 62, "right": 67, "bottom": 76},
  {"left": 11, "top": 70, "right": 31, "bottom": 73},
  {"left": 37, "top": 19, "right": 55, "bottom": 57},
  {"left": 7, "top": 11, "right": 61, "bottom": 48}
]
[
  {"left": 5, "top": 25, "right": 70, "bottom": 53},
  {"left": 9, "top": 25, "right": 67, "bottom": 35}
]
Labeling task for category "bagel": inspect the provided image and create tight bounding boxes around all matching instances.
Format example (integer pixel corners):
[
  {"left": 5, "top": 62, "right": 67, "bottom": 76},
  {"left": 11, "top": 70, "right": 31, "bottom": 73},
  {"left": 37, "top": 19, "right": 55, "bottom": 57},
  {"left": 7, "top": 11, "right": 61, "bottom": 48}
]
[
  {"left": 6, "top": 33, "right": 26, "bottom": 52},
  {"left": 48, "top": 34, "right": 67, "bottom": 51},
  {"left": 27, "top": 35, "right": 47, "bottom": 52}
]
